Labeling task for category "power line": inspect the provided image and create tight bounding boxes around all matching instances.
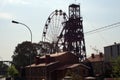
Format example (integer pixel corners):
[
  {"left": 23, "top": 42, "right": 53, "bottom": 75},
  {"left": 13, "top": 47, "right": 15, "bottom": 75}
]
[{"left": 85, "top": 22, "right": 120, "bottom": 35}]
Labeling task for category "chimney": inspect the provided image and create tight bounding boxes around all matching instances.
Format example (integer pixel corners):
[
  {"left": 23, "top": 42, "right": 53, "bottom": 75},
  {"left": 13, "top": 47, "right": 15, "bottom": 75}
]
[
  {"left": 99, "top": 52, "right": 103, "bottom": 58},
  {"left": 45, "top": 55, "right": 51, "bottom": 64},
  {"left": 91, "top": 53, "right": 95, "bottom": 58},
  {"left": 35, "top": 56, "right": 40, "bottom": 65},
  {"left": 114, "top": 42, "right": 117, "bottom": 45}
]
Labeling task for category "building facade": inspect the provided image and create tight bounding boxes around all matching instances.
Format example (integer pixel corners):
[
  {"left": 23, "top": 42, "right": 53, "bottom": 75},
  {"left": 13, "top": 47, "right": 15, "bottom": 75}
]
[
  {"left": 104, "top": 43, "right": 120, "bottom": 62},
  {"left": 24, "top": 52, "right": 90, "bottom": 80},
  {"left": 87, "top": 53, "right": 104, "bottom": 77}
]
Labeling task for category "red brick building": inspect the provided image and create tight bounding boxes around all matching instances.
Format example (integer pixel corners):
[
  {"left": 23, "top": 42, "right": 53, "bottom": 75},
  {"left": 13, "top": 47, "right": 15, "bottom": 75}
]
[
  {"left": 87, "top": 53, "right": 104, "bottom": 76},
  {"left": 25, "top": 52, "right": 90, "bottom": 80}
]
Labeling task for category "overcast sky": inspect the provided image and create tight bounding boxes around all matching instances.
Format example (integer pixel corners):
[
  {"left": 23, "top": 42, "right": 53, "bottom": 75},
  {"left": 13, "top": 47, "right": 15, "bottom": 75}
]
[{"left": 0, "top": 0, "right": 120, "bottom": 61}]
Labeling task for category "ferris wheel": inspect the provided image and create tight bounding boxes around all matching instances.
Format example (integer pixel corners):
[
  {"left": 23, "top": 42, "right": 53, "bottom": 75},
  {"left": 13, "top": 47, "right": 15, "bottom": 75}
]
[
  {"left": 42, "top": 10, "right": 68, "bottom": 43},
  {"left": 41, "top": 10, "right": 68, "bottom": 53}
]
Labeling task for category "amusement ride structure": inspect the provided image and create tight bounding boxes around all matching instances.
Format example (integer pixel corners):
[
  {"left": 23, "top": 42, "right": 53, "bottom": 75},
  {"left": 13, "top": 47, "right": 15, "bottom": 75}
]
[{"left": 41, "top": 4, "right": 86, "bottom": 61}]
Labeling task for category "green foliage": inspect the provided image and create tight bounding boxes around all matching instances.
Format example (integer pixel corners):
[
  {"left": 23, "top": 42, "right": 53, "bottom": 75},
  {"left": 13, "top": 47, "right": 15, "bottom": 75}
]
[
  {"left": 39, "top": 41, "right": 60, "bottom": 54},
  {"left": 112, "top": 56, "right": 120, "bottom": 77},
  {"left": 65, "top": 70, "right": 72, "bottom": 76},
  {"left": 7, "top": 65, "right": 19, "bottom": 77},
  {"left": 65, "top": 70, "right": 83, "bottom": 80},
  {"left": 12, "top": 41, "right": 38, "bottom": 69}
]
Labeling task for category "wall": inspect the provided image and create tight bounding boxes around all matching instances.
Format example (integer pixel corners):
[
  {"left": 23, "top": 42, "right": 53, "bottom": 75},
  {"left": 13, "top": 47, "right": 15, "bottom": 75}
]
[{"left": 104, "top": 43, "right": 120, "bottom": 62}]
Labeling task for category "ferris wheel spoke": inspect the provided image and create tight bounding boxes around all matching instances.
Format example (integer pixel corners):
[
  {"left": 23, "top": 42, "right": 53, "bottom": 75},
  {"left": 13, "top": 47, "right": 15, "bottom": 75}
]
[{"left": 49, "top": 22, "right": 56, "bottom": 40}]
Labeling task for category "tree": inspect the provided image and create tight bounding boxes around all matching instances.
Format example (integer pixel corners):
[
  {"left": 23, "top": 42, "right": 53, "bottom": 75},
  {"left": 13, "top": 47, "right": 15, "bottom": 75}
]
[
  {"left": 112, "top": 56, "right": 120, "bottom": 77},
  {"left": 65, "top": 70, "right": 83, "bottom": 80},
  {"left": 7, "top": 65, "right": 19, "bottom": 78},
  {"left": 38, "top": 41, "right": 60, "bottom": 55},
  {"left": 12, "top": 41, "right": 38, "bottom": 69}
]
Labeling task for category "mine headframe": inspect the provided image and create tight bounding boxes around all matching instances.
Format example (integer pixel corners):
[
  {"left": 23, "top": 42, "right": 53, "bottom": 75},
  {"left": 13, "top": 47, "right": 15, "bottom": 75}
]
[{"left": 58, "top": 4, "right": 86, "bottom": 61}]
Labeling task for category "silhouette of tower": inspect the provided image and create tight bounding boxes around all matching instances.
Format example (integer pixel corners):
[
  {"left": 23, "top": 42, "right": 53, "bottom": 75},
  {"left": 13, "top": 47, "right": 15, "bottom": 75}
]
[{"left": 62, "top": 4, "right": 86, "bottom": 60}]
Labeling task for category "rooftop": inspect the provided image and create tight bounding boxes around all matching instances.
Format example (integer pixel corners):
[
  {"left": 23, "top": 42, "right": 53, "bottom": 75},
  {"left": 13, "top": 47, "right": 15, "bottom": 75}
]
[
  {"left": 40, "top": 52, "right": 67, "bottom": 58},
  {"left": 26, "top": 61, "right": 59, "bottom": 68},
  {"left": 87, "top": 53, "right": 104, "bottom": 62}
]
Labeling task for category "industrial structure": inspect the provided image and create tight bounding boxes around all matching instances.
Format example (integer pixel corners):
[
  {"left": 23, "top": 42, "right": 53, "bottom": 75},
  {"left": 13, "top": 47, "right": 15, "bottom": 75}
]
[
  {"left": 42, "top": 4, "right": 86, "bottom": 61},
  {"left": 24, "top": 3, "right": 89, "bottom": 80},
  {"left": 23, "top": 3, "right": 120, "bottom": 80}
]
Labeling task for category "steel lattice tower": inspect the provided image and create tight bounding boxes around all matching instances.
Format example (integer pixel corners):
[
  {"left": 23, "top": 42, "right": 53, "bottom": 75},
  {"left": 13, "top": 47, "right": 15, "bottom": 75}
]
[{"left": 62, "top": 4, "right": 86, "bottom": 60}]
